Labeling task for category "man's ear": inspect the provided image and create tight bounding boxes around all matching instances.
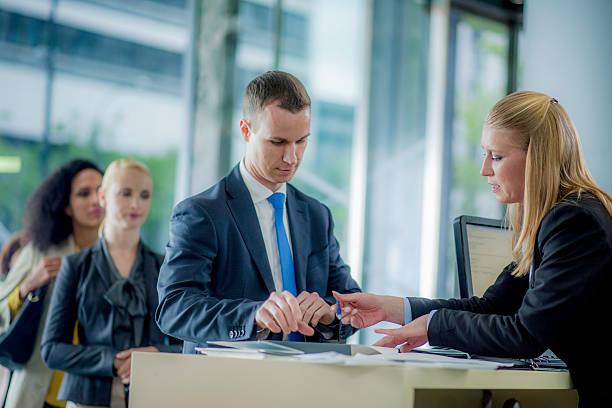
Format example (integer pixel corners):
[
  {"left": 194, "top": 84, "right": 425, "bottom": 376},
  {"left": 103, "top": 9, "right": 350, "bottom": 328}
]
[{"left": 239, "top": 119, "right": 251, "bottom": 142}]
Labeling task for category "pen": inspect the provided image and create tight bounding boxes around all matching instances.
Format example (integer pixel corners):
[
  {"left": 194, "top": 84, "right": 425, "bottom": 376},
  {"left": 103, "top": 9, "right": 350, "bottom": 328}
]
[{"left": 336, "top": 299, "right": 342, "bottom": 332}]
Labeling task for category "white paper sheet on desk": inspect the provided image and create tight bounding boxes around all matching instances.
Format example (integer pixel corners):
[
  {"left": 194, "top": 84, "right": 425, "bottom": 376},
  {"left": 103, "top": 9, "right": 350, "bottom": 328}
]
[
  {"left": 195, "top": 347, "right": 268, "bottom": 359},
  {"left": 293, "top": 350, "right": 511, "bottom": 370},
  {"left": 294, "top": 352, "right": 350, "bottom": 364},
  {"left": 292, "top": 346, "right": 399, "bottom": 364},
  {"left": 347, "top": 351, "right": 514, "bottom": 370}
]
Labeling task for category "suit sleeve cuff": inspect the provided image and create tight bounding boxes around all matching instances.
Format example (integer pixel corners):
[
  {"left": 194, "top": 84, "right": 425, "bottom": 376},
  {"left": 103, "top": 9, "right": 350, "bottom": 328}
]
[
  {"left": 427, "top": 310, "right": 437, "bottom": 331},
  {"left": 403, "top": 297, "right": 412, "bottom": 325},
  {"left": 255, "top": 326, "right": 270, "bottom": 340}
]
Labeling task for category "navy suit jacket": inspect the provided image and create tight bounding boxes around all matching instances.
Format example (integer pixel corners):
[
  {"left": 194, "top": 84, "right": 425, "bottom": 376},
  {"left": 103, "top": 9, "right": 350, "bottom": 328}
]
[
  {"left": 408, "top": 194, "right": 612, "bottom": 406},
  {"left": 41, "top": 239, "right": 181, "bottom": 406},
  {"left": 156, "top": 165, "right": 361, "bottom": 353}
]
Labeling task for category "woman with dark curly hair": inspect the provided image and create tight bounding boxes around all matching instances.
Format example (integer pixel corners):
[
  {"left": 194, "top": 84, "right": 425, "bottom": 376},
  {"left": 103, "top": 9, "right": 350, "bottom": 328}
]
[{"left": 0, "top": 159, "right": 104, "bottom": 408}]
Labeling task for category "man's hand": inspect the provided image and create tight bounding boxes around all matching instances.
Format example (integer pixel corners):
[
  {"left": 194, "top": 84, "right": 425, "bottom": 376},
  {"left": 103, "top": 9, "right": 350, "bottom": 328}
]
[
  {"left": 255, "top": 291, "right": 315, "bottom": 336},
  {"left": 373, "top": 314, "right": 429, "bottom": 352},
  {"left": 297, "top": 291, "right": 335, "bottom": 326},
  {"left": 20, "top": 256, "right": 62, "bottom": 301},
  {"left": 113, "top": 346, "right": 159, "bottom": 384}
]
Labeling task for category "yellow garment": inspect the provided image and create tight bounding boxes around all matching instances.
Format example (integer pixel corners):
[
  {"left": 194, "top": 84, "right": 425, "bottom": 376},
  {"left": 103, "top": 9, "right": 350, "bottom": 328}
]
[
  {"left": 7, "top": 286, "right": 23, "bottom": 320},
  {"left": 45, "top": 244, "right": 80, "bottom": 407}
]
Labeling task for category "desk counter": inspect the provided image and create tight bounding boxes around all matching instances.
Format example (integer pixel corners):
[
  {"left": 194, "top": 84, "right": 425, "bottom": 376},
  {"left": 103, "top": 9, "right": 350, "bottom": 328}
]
[{"left": 129, "top": 352, "right": 577, "bottom": 408}]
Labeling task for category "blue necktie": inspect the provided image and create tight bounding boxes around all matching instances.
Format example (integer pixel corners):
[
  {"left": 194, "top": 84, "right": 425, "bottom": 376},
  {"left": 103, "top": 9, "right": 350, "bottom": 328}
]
[{"left": 267, "top": 192, "right": 302, "bottom": 342}]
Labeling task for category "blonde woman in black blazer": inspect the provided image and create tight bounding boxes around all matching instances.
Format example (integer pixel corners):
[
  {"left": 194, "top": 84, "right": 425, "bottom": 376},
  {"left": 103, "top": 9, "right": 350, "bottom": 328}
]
[
  {"left": 41, "top": 159, "right": 180, "bottom": 408},
  {"left": 335, "top": 92, "right": 612, "bottom": 407}
]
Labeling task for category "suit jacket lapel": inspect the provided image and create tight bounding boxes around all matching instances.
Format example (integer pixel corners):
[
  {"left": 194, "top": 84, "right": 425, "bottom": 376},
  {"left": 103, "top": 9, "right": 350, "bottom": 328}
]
[
  {"left": 91, "top": 240, "right": 112, "bottom": 288},
  {"left": 286, "top": 185, "right": 310, "bottom": 294},
  {"left": 225, "top": 165, "right": 276, "bottom": 293}
]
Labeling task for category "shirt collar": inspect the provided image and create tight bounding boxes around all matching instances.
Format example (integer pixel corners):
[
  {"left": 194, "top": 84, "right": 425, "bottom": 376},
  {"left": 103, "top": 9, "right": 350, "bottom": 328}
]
[{"left": 239, "top": 159, "right": 287, "bottom": 204}]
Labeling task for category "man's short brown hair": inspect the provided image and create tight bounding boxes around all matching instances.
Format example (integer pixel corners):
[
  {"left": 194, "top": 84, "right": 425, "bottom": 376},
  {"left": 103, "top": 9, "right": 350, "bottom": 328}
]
[{"left": 243, "top": 71, "right": 310, "bottom": 128}]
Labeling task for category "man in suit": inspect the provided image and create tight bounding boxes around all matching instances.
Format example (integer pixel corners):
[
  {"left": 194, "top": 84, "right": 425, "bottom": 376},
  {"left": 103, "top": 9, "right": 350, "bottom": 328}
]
[{"left": 156, "top": 71, "right": 361, "bottom": 353}]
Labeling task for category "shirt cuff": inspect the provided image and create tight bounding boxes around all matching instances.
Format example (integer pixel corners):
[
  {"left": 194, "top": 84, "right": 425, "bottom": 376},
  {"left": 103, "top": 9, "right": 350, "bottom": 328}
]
[
  {"left": 427, "top": 310, "right": 437, "bottom": 331},
  {"left": 403, "top": 297, "right": 412, "bottom": 325},
  {"left": 256, "top": 327, "right": 270, "bottom": 340},
  {"left": 7, "top": 285, "right": 24, "bottom": 320}
]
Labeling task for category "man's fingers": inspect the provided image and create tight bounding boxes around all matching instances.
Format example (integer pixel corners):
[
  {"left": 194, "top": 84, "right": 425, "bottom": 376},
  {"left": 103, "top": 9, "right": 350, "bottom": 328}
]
[
  {"left": 297, "top": 320, "right": 315, "bottom": 336},
  {"left": 298, "top": 292, "right": 317, "bottom": 312},
  {"left": 258, "top": 308, "right": 281, "bottom": 333},
  {"left": 302, "top": 299, "right": 319, "bottom": 325},
  {"left": 281, "top": 291, "right": 303, "bottom": 325},
  {"left": 296, "top": 291, "right": 310, "bottom": 303},
  {"left": 311, "top": 305, "right": 333, "bottom": 327},
  {"left": 257, "top": 290, "right": 303, "bottom": 333},
  {"left": 281, "top": 292, "right": 303, "bottom": 330},
  {"left": 267, "top": 293, "right": 295, "bottom": 332},
  {"left": 268, "top": 302, "right": 292, "bottom": 333},
  {"left": 300, "top": 293, "right": 334, "bottom": 326}
]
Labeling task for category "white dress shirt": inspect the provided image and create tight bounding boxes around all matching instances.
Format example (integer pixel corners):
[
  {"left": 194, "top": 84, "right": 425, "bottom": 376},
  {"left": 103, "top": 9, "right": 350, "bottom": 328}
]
[{"left": 239, "top": 160, "right": 293, "bottom": 292}]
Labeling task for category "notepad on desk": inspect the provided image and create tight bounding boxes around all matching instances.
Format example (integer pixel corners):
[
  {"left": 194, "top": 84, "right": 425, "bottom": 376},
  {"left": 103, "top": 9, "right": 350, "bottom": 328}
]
[
  {"left": 196, "top": 340, "right": 396, "bottom": 358},
  {"left": 197, "top": 340, "right": 305, "bottom": 357}
]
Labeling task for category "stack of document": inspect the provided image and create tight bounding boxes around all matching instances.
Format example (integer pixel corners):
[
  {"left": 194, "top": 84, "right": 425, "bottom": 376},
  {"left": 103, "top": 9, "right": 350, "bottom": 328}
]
[
  {"left": 196, "top": 341, "right": 304, "bottom": 359},
  {"left": 195, "top": 341, "right": 513, "bottom": 370}
]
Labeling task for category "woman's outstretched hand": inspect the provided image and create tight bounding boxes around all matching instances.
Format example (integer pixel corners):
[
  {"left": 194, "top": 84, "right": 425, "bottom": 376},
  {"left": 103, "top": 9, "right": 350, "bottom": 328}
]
[
  {"left": 333, "top": 291, "right": 405, "bottom": 328},
  {"left": 373, "top": 314, "right": 429, "bottom": 353}
]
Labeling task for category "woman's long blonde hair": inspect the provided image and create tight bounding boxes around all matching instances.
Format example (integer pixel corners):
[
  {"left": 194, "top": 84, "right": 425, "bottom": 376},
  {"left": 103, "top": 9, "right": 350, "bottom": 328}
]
[
  {"left": 486, "top": 91, "right": 612, "bottom": 276},
  {"left": 99, "top": 158, "right": 152, "bottom": 236}
]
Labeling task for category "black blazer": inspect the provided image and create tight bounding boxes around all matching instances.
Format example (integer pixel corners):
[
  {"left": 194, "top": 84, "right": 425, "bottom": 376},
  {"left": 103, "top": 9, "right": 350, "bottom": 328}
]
[
  {"left": 156, "top": 165, "right": 361, "bottom": 354},
  {"left": 409, "top": 194, "right": 612, "bottom": 406},
  {"left": 41, "top": 239, "right": 181, "bottom": 406}
]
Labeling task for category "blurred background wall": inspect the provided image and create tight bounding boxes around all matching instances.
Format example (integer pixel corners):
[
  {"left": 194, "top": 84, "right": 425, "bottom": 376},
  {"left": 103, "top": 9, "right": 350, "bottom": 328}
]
[
  {"left": 0, "top": 0, "right": 609, "bottom": 343},
  {"left": 521, "top": 0, "right": 612, "bottom": 192}
]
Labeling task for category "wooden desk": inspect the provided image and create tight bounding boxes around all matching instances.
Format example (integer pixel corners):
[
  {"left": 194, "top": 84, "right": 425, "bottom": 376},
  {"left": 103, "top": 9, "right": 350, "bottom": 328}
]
[{"left": 129, "top": 352, "right": 577, "bottom": 408}]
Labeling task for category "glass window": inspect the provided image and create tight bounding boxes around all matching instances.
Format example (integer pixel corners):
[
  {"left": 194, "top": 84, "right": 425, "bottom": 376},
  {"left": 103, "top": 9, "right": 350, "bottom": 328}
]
[
  {"left": 239, "top": 1, "right": 275, "bottom": 50},
  {"left": 281, "top": 11, "right": 307, "bottom": 58},
  {"left": 437, "top": 10, "right": 512, "bottom": 298},
  {"left": 0, "top": 1, "right": 192, "bottom": 251},
  {"left": 0, "top": 10, "right": 47, "bottom": 48},
  {"left": 231, "top": 0, "right": 366, "bottom": 254},
  {"left": 359, "top": 0, "right": 430, "bottom": 344}
]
